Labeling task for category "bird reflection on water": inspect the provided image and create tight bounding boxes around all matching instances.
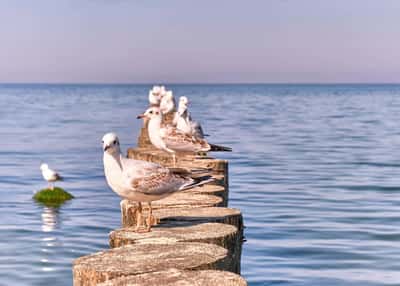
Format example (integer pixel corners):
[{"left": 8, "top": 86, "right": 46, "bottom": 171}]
[
  {"left": 41, "top": 206, "right": 59, "bottom": 233},
  {"left": 40, "top": 207, "right": 60, "bottom": 273}
]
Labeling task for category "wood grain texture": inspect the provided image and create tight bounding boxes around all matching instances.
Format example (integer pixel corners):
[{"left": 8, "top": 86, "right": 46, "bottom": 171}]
[
  {"left": 97, "top": 269, "right": 247, "bottom": 286},
  {"left": 73, "top": 242, "right": 229, "bottom": 286}
]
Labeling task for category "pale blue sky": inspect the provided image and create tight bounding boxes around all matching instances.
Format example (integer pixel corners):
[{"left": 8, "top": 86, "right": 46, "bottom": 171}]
[{"left": 1, "top": 0, "right": 399, "bottom": 83}]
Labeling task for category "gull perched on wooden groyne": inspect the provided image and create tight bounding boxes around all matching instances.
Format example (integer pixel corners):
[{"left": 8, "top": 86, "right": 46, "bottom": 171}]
[
  {"left": 160, "top": 90, "right": 176, "bottom": 115},
  {"left": 148, "top": 85, "right": 166, "bottom": 107},
  {"left": 102, "top": 132, "right": 213, "bottom": 232},
  {"left": 40, "top": 163, "right": 63, "bottom": 190},
  {"left": 173, "top": 96, "right": 206, "bottom": 139},
  {"left": 137, "top": 107, "right": 231, "bottom": 165}
]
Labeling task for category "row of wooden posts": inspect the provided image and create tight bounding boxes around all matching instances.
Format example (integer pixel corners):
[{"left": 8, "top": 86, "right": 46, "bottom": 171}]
[{"left": 72, "top": 122, "right": 247, "bottom": 285}]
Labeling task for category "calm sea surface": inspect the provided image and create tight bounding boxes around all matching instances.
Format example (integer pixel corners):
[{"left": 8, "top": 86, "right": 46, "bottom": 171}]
[{"left": 1, "top": 84, "right": 400, "bottom": 286}]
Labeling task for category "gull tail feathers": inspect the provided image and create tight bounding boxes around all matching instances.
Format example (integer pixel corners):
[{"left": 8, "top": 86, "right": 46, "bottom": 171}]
[
  {"left": 55, "top": 174, "right": 64, "bottom": 181},
  {"left": 169, "top": 167, "right": 213, "bottom": 177},
  {"left": 179, "top": 175, "right": 215, "bottom": 191},
  {"left": 209, "top": 143, "right": 232, "bottom": 152}
]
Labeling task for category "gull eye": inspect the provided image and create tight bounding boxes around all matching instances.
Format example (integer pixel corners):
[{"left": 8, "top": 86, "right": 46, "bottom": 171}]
[
  {"left": 149, "top": 111, "right": 153, "bottom": 114},
  {"left": 113, "top": 140, "right": 117, "bottom": 145}
]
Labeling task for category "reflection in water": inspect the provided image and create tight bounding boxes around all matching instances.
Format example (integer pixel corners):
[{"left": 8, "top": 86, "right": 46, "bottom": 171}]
[
  {"left": 40, "top": 207, "right": 60, "bottom": 273},
  {"left": 41, "top": 207, "right": 59, "bottom": 232}
]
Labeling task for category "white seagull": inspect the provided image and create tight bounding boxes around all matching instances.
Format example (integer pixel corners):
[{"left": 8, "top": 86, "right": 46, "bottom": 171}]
[
  {"left": 148, "top": 85, "right": 166, "bottom": 107},
  {"left": 138, "top": 107, "right": 210, "bottom": 165},
  {"left": 159, "top": 90, "right": 176, "bottom": 114},
  {"left": 40, "top": 163, "right": 63, "bottom": 190},
  {"left": 137, "top": 107, "right": 231, "bottom": 165},
  {"left": 173, "top": 96, "right": 206, "bottom": 139},
  {"left": 102, "top": 132, "right": 213, "bottom": 232}
]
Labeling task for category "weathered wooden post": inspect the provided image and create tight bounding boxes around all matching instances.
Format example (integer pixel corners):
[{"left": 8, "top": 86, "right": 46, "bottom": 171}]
[
  {"left": 73, "top": 242, "right": 230, "bottom": 286},
  {"left": 97, "top": 269, "right": 247, "bottom": 286},
  {"left": 110, "top": 222, "right": 241, "bottom": 273}
]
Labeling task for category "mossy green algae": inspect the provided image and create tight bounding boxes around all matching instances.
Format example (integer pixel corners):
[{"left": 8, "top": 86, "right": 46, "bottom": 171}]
[{"left": 33, "top": 187, "right": 74, "bottom": 207}]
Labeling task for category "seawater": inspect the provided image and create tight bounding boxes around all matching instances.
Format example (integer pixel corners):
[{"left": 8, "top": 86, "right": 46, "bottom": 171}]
[{"left": 1, "top": 84, "right": 400, "bottom": 285}]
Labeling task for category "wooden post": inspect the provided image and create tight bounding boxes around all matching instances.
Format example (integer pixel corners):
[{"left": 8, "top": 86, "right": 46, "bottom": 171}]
[
  {"left": 182, "top": 184, "right": 227, "bottom": 206},
  {"left": 120, "top": 193, "right": 223, "bottom": 228},
  {"left": 73, "top": 242, "right": 229, "bottom": 286},
  {"left": 97, "top": 269, "right": 247, "bottom": 286},
  {"left": 109, "top": 222, "right": 241, "bottom": 273},
  {"left": 152, "top": 207, "right": 243, "bottom": 234}
]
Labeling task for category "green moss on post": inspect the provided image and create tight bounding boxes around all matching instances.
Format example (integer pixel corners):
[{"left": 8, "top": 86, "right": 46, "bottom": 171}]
[{"left": 33, "top": 187, "right": 74, "bottom": 207}]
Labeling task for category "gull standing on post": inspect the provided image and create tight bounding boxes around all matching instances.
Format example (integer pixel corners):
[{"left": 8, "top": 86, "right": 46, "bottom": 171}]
[
  {"left": 173, "top": 96, "right": 206, "bottom": 139},
  {"left": 160, "top": 90, "right": 176, "bottom": 115},
  {"left": 102, "top": 132, "right": 213, "bottom": 232},
  {"left": 40, "top": 163, "right": 63, "bottom": 190},
  {"left": 137, "top": 107, "right": 231, "bottom": 166},
  {"left": 148, "top": 85, "right": 166, "bottom": 107}
]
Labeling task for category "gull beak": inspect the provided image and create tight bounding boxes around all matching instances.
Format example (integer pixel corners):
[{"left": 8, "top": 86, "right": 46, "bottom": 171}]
[
  {"left": 137, "top": 114, "right": 146, "bottom": 119},
  {"left": 103, "top": 145, "right": 110, "bottom": 151}
]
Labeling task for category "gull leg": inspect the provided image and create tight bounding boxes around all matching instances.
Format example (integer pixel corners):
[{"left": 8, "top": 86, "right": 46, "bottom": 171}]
[
  {"left": 172, "top": 153, "right": 176, "bottom": 167},
  {"left": 50, "top": 183, "right": 54, "bottom": 190},
  {"left": 145, "top": 202, "right": 153, "bottom": 232},
  {"left": 165, "top": 148, "right": 177, "bottom": 167},
  {"left": 134, "top": 202, "right": 143, "bottom": 232},
  {"left": 149, "top": 201, "right": 159, "bottom": 226}
]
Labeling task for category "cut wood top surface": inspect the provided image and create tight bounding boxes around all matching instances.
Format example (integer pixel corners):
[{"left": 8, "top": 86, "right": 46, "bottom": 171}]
[
  {"left": 121, "top": 192, "right": 223, "bottom": 210},
  {"left": 98, "top": 268, "right": 247, "bottom": 286},
  {"left": 153, "top": 207, "right": 242, "bottom": 223},
  {"left": 73, "top": 242, "right": 228, "bottom": 285},
  {"left": 121, "top": 204, "right": 243, "bottom": 230},
  {"left": 110, "top": 222, "right": 237, "bottom": 246}
]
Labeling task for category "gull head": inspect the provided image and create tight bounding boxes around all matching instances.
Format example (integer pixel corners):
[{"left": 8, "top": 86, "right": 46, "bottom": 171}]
[
  {"left": 149, "top": 86, "right": 161, "bottom": 106},
  {"left": 178, "top": 96, "right": 189, "bottom": 115},
  {"left": 40, "top": 163, "right": 49, "bottom": 171},
  {"left": 102, "top": 133, "right": 120, "bottom": 155},
  {"left": 137, "top": 107, "right": 162, "bottom": 120},
  {"left": 160, "top": 91, "right": 175, "bottom": 114},
  {"left": 164, "top": 90, "right": 174, "bottom": 101},
  {"left": 159, "top": 86, "right": 167, "bottom": 97},
  {"left": 179, "top": 96, "right": 189, "bottom": 106},
  {"left": 149, "top": 85, "right": 167, "bottom": 106},
  {"left": 151, "top": 85, "right": 161, "bottom": 95}
]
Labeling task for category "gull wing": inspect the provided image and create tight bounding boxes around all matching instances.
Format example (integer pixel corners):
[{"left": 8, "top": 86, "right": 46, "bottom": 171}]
[
  {"left": 120, "top": 156, "right": 191, "bottom": 196},
  {"left": 47, "top": 169, "right": 63, "bottom": 182},
  {"left": 160, "top": 126, "right": 210, "bottom": 153}
]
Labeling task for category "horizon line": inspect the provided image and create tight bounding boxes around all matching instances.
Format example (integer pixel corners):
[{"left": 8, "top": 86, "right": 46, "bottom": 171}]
[{"left": 1, "top": 82, "right": 400, "bottom": 86}]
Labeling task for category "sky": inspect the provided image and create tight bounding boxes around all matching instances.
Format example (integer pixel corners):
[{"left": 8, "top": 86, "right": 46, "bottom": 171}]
[{"left": 0, "top": 0, "right": 400, "bottom": 83}]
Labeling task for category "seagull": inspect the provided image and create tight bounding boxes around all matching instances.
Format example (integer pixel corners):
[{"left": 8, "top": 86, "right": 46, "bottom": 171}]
[
  {"left": 148, "top": 85, "right": 166, "bottom": 107},
  {"left": 160, "top": 90, "right": 176, "bottom": 115},
  {"left": 102, "top": 132, "right": 213, "bottom": 232},
  {"left": 173, "top": 96, "right": 206, "bottom": 139},
  {"left": 137, "top": 107, "right": 231, "bottom": 166},
  {"left": 40, "top": 163, "right": 63, "bottom": 190}
]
